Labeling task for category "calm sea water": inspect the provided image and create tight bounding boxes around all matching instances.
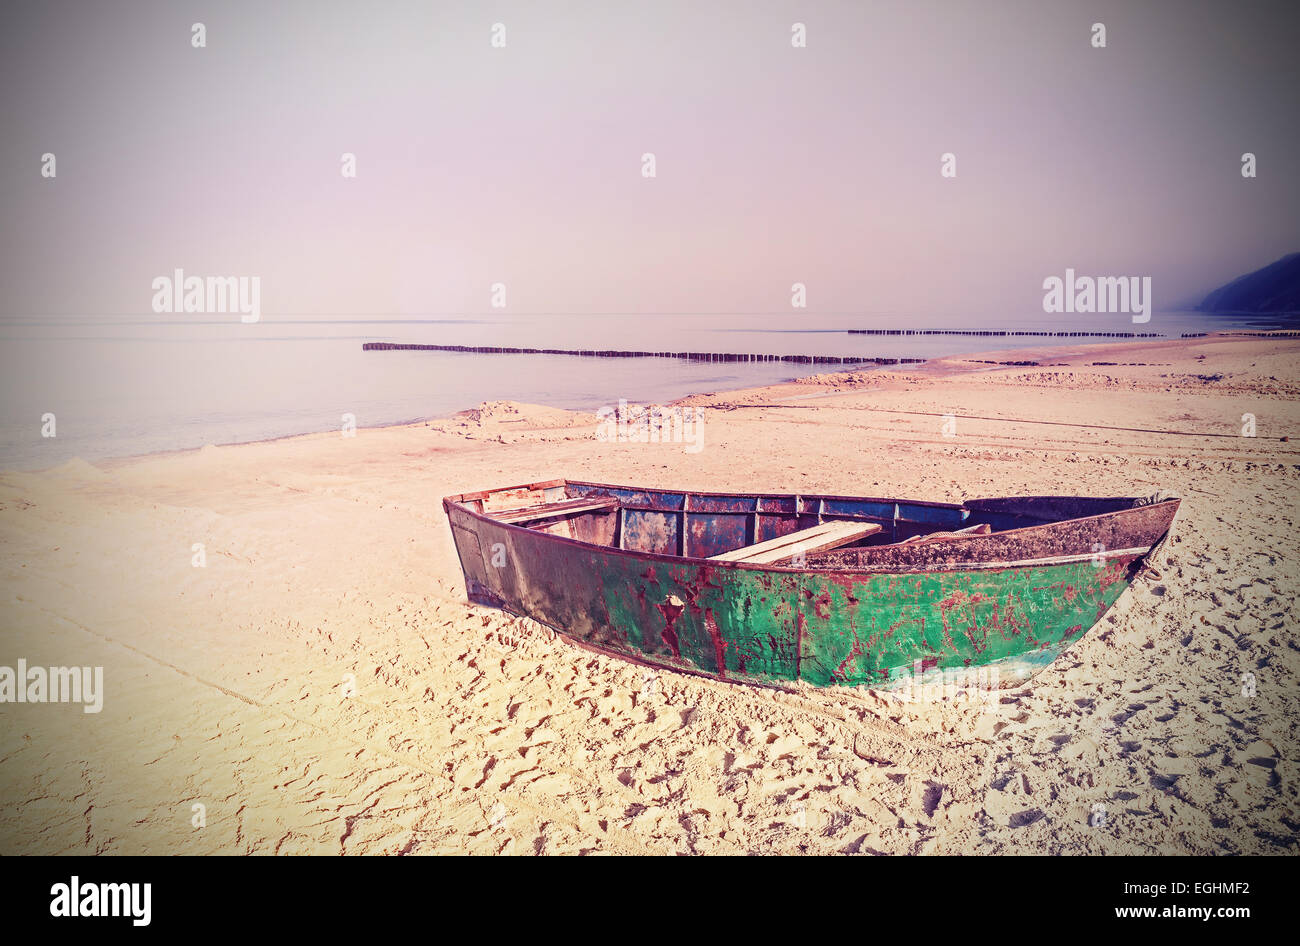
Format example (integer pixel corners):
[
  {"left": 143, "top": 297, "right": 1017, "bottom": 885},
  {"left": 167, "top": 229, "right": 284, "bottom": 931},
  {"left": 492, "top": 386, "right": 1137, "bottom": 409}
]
[{"left": 0, "top": 310, "right": 1285, "bottom": 470}]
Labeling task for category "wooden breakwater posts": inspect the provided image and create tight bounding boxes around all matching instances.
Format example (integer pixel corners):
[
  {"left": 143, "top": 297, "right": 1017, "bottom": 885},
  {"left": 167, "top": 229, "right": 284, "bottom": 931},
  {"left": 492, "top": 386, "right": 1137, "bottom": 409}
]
[
  {"left": 1198, "top": 330, "right": 1300, "bottom": 338},
  {"left": 847, "top": 329, "right": 1164, "bottom": 338},
  {"left": 361, "top": 342, "right": 926, "bottom": 366}
]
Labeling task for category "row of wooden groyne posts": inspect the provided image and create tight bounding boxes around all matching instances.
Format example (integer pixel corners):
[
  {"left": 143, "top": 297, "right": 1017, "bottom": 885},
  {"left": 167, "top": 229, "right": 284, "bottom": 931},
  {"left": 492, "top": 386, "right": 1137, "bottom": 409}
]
[
  {"left": 1182, "top": 330, "right": 1300, "bottom": 338},
  {"left": 851, "top": 329, "right": 1299, "bottom": 339},
  {"left": 362, "top": 329, "right": 1300, "bottom": 364},
  {"left": 848, "top": 329, "right": 1164, "bottom": 337},
  {"left": 361, "top": 342, "right": 921, "bottom": 365}
]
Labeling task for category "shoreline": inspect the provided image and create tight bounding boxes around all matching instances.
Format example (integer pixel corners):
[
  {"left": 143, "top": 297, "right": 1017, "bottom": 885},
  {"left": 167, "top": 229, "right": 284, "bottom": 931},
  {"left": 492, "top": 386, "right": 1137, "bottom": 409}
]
[
  {"left": 6, "top": 349, "right": 913, "bottom": 475},
  {"left": 12, "top": 331, "right": 1287, "bottom": 477}
]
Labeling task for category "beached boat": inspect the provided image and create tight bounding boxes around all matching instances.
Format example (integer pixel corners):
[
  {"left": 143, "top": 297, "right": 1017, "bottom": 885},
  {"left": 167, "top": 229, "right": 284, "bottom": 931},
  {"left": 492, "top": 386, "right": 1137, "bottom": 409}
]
[{"left": 443, "top": 480, "right": 1179, "bottom": 689}]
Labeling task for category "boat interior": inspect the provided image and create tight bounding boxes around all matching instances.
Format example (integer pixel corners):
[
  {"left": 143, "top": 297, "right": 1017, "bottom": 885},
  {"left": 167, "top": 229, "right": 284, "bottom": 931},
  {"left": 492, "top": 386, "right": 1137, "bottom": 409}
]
[{"left": 446, "top": 479, "right": 1153, "bottom": 565}]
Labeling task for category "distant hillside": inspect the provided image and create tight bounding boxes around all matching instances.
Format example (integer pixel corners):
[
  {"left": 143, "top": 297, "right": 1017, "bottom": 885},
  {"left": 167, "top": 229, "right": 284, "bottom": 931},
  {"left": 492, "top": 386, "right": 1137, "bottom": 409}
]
[{"left": 1199, "top": 253, "right": 1300, "bottom": 314}]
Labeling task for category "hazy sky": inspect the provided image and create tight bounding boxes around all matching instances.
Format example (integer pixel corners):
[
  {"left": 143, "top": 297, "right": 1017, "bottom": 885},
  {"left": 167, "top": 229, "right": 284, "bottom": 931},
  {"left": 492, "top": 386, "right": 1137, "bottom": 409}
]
[{"left": 1, "top": 0, "right": 1297, "bottom": 320}]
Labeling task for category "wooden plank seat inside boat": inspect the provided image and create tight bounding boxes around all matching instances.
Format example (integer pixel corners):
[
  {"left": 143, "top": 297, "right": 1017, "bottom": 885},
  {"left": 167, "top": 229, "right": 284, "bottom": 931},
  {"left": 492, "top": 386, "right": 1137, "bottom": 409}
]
[
  {"left": 493, "top": 497, "right": 619, "bottom": 525},
  {"left": 711, "top": 520, "right": 882, "bottom": 565},
  {"left": 899, "top": 522, "right": 992, "bottom": 545}
]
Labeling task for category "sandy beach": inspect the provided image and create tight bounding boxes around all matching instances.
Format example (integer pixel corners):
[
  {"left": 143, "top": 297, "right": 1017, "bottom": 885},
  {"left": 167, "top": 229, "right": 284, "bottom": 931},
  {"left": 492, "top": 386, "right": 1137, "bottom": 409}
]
[{"left": 0, "top": 333, "right": 1296, "bottom": 855}]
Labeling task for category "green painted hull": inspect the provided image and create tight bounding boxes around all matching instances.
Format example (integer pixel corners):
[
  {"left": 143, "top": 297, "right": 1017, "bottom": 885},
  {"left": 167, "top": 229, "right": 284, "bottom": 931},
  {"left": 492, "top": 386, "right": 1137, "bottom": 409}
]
[{"left": 592, "top": 554, "right": 1137, "bottom": 688}]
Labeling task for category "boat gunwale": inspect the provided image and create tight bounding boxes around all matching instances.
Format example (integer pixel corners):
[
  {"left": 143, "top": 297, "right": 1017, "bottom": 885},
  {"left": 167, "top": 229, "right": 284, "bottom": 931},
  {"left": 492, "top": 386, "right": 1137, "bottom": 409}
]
[
  {"left": 444, "top": 477, "right": 968, "bottom": 512},
  {"left": 442, "top": 479, "right": 1179, "bottom": 575}
]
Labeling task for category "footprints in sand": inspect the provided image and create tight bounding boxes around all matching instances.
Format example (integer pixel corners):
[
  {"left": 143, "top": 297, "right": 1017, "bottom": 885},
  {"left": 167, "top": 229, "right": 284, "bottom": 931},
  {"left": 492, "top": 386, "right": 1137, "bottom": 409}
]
[{"left": 2, "top": 399, "right": 1296, "bottom": 855}]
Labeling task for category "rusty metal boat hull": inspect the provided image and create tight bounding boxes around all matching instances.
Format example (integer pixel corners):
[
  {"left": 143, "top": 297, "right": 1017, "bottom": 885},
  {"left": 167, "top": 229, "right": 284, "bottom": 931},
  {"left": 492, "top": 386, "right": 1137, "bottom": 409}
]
[{"left": 443, "top": 480, "right": 1179, "bottom": 689}]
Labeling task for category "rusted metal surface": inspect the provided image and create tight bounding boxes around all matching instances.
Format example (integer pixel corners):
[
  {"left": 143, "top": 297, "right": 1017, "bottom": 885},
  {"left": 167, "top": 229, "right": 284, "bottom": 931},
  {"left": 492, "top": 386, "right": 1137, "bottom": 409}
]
[{"left": 443, "top": 479, "right": 1179, "bottom": 689}]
